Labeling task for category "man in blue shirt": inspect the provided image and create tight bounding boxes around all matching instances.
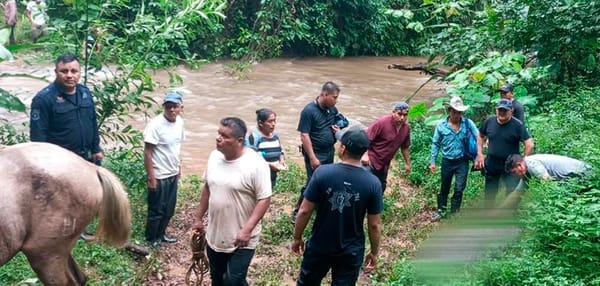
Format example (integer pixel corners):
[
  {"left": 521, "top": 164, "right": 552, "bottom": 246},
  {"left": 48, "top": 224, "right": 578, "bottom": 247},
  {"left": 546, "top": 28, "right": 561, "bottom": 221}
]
[
  {"left": 429, "top": 96, "right": 479, "bottom": 221},
  {"left": 292, "top": 128, "right": 383, "bottom": 285},
  {"left": 30, "top": 53, "right": 103, "bottom": 165}
]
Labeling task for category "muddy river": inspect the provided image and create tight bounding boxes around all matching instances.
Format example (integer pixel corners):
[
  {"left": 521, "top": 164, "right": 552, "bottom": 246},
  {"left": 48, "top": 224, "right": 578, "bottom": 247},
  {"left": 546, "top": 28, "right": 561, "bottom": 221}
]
[{"left": 0, "top": 56, "right": 444, "bottom": 175}]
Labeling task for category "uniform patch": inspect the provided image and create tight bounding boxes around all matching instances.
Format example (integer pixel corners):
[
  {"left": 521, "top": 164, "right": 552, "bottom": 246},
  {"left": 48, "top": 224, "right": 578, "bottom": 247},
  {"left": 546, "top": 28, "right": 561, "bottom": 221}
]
[
  {"left": 31, "top": 109, "right": 40, "bottom": 121},
  {"left": 56, "top": 96, "right": 64, "bottom": 103}
]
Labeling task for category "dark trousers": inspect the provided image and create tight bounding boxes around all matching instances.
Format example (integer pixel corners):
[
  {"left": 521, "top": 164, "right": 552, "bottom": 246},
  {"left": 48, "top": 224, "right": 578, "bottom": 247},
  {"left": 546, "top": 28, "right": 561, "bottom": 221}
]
[
  {"left": 437, "top": 158, "right": 469, "bottom": 213},
  {"left": 368, "top": 165, "right": 388, "bottom": 193},
  {"left": 207, "top": 246, "right": 255, "bottom": 286},
  {"left": 294, "top": 148, "right": 334, "bottom": 211},
  {"left": 484, "top": 166, "right": 520, "bottom": 208},
  {"left": 297, "top": 247, "right": 364, "bottom": 286},
  {"left": 145, "top": 175, "right": 178, "bottom": 242},
  {"left": 8, "top": 25, "right": 16, "bottom": 45}
]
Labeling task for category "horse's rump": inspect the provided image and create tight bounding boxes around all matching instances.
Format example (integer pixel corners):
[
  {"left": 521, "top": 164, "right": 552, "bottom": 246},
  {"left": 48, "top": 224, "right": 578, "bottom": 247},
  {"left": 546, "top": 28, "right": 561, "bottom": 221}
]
[{"left": 0, "top": 142, "right": 131, "bottom": 284}]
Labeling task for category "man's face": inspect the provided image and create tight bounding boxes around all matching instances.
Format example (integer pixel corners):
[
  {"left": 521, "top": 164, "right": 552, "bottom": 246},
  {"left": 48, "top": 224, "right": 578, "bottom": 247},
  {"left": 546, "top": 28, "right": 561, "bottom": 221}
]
[
  {"left": 216, "top": 125, "right": 242, "bottom": 156},
  {"left": 448, "top": 108, "right": 463, "bottom": 122},
  {"left": 55, "top": 60, "right": 81, "bottom": 92},
  {"left": 162, "top": 102, "right": 182, "bottom": 122},
  {"left": 510, "top": 162, "right": 527, "bottom": 178},
  {"left": 392, "top": 109, "right": 409, "bottom": 125},
  {"left": 321, "top": 91, "right": 339, "bottom": 107},
  {"left": 496, "top": 107, "right": 512, "bottom": 124},
  {"left": 500, "top": 90, "right": 513, "bottom": 100}
]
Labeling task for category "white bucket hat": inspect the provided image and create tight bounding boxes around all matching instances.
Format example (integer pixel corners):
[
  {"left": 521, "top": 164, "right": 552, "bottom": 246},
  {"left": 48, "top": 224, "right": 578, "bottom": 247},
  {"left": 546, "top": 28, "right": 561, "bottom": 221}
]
[{"left": 448, "top": 96, "right": 469, "bottom": 112}]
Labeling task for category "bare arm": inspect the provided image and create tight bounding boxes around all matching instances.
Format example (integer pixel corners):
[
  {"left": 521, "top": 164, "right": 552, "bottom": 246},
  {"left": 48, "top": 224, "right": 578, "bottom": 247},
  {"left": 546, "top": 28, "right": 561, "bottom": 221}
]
[
  {"left": 364, "top": 213, "right": 382, "bottom": 271},
  {"left": 235, "top": 197, "right": 271, "bottom": 247},
  {"left": 475, "top": 133, "right": 486, "bottom": 169},
  {"left": 143, "top": 142, "right": 157, "bottom": 190},
  {"left": 300, "top": 132, "right": 320, "bottom": 170},
  {"left": 401, "top": 147, "right": 411, "bottom": 173},
  {"left": 291, "top": 199, "right": 316, "bottom": 255},
  {"left": 191, "top": 183, "right": 210, "bottom": 232},
  {"left": 523, "top": 138, "right": 534, "bottom": 156}
]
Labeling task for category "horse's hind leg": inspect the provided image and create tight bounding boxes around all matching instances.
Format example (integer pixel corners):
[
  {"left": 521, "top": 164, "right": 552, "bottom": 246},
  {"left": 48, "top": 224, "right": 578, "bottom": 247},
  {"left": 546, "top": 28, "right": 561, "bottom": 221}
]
[{"left": 23, "top": 248, "right": 86, "bottom": 285}]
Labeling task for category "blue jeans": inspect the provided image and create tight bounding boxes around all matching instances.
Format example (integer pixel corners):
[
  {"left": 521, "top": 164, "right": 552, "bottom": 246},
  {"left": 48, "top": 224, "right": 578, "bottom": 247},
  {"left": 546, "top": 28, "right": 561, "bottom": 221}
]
[
  {"left": 297, "top": 247, "right": 364, "bottom": 286},
  {"left": 207, "top": 246, "right": 255, "bottom": 286},
  {"left": 437, "top": 158, "right": 469, "bottom": 213}
]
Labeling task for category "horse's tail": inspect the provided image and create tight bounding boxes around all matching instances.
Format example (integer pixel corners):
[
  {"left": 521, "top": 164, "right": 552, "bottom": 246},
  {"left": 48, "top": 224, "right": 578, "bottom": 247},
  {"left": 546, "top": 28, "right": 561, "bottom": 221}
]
[{"left": 95, "top": 167, "right": 131, "bottom": 246}]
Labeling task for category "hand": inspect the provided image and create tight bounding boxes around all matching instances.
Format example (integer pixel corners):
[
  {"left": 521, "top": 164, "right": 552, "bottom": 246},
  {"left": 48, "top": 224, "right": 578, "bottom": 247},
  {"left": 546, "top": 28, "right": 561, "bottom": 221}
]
[
  {"left": 404, "top": 164, "right": 411, "bottom": 174},
  {"left": 364, "top": 252, "right": 377, "bottom": 272},
  {"left": 474, "top": 156, "right": 485, "bottom": 170},
  {"left": 191, "top": 220, "right": 204, "bottom": 233},
  {"left": 92, "top": 152, "right": 103, "bottom": 163},
  {"left": 147, "top": 177, "right": 157, "bottom": 190},
  {"left": 291, "top": 238, "right": 304, "bottom": 256},
  {"left": 429, "top": 164, "right": 436, "bottom": 173},
  {"left": 234, "top": 229, "right": 252, "bottom": 248},
  {"left": 310, "top": 157, "right": 321, "bottom": 170},
  {"left": 331, "top": 125, "right": 340, "bottom": 134},
  {"left": 360, "top": 154, "right": 370, "bottom": 166}
]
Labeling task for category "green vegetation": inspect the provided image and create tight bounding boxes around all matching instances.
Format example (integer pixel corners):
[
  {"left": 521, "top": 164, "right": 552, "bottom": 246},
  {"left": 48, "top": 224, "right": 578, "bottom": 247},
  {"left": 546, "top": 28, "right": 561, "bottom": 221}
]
[{"left": 1, "top": 0, "right": 599, "bottom": 284}]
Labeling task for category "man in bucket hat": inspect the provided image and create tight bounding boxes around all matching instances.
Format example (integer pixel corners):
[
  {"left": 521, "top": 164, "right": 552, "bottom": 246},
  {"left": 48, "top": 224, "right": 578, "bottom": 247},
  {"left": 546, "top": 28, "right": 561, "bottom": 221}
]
[{"left": 429, "top": 96, "right": 479, "bottom": 221}]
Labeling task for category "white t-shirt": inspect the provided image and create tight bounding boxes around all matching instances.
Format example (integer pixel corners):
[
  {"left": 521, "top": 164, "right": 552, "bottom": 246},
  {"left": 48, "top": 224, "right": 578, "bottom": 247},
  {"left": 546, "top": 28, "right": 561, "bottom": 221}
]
[
  {"left": 26, "top": 0, "right": 47, "bottom": 26},
  {"left": 205, "top": 148, "right": 272, "bottom": 252},
  {"left": 143, "top": 114, "right": 185, "bottom": 179}
]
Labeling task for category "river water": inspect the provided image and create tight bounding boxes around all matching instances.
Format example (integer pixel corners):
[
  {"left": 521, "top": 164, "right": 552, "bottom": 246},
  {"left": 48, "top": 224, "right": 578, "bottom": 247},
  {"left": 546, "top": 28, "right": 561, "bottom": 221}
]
[{"left": 1, "top": 56, "right": 444, "bottom": 175}]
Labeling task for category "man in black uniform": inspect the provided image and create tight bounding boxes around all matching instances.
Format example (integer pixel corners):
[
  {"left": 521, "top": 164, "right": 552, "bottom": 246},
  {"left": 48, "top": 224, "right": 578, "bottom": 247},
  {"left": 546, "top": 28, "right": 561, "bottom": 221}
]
[
  {"left": 30, "top": 53, "right": 103, "bottom": 165},
  {"left": 292, "top": 81, "right": 343, "bottom": 222},
  {"left": 474, "top": 99, "right": 533, "bottom": 207}
]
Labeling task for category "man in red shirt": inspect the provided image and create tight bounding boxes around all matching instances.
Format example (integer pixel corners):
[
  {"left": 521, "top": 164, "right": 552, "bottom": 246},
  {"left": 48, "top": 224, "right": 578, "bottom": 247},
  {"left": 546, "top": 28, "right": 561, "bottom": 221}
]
[{"left": 361, "top": 102, "right": 411, "bottom": 192}]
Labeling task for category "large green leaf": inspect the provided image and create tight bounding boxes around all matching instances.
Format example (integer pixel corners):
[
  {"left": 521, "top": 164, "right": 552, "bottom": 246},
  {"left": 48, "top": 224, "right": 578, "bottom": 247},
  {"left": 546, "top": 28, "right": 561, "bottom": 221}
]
[{"left": 0, "top": 88, "right": 26, "bottom": 112}]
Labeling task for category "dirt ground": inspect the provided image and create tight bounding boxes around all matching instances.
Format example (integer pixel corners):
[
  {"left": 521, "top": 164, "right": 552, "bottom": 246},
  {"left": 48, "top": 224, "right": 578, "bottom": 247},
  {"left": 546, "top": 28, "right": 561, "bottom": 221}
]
[{"left": 143, "top": 175, "right": 438, "bottom": 286}]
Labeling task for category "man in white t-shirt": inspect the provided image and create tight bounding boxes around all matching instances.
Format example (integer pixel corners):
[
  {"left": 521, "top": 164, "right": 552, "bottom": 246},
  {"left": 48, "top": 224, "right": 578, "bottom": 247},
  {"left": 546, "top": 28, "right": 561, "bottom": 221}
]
[
  {"left": 26, "top": 0, "right": 47, "bottom": 41},
  {"left": 192, "top": 117, "right": 272, "bottom": 285},
  {"left": 143, "top": 92, "right": 185, "bottom": 249}
]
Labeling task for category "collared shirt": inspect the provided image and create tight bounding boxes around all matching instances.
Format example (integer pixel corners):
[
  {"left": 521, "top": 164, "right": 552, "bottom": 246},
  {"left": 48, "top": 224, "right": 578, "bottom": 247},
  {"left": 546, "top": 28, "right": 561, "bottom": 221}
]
[
  {"left": 430, "top": 117, "right": 478, "bottom": 164},
  {"left": 366, "top": 115, "right": 411, "bottom": 172}
]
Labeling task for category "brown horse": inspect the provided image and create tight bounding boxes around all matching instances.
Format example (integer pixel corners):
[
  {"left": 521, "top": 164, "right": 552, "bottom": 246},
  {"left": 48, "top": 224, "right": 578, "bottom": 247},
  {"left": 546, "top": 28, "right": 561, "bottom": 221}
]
[{"left": 0, "top": 142, "right": 131, "bottom": 285}]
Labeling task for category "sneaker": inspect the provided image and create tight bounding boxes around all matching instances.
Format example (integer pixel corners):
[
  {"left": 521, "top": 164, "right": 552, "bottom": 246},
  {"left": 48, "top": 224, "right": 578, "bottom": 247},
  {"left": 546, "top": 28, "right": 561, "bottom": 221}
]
[
  {"left": 150, "top": 240, "right": 162, "bottom": 250},
  {"left": 432, "top": 212, "right": 443, "bottom": 222},
  {"left": 79, "top": 232, "right": 96, "bottom": 242},
  {"left": 161, "top": 234, "right": 177, "bottom": 243}
]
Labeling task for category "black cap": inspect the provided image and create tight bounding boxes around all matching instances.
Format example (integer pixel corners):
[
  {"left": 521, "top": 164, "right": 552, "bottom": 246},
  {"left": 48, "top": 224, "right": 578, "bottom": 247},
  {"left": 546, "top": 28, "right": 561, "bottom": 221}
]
[
  {"left": 341, "top": 128, "right": 370, "bottom": 156},
  {"left": 499, "top": 83, "right": 514, "bottom": 93}
]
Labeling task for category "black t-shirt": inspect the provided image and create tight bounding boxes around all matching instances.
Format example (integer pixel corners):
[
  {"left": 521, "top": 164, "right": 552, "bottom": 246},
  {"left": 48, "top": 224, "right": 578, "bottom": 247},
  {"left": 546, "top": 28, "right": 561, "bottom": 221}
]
[
  {"left": 512, "top": 99, "right": 525, "bottom": 123},
  {"left": 297, "top": 101, "right": 338, "bottom": 153},
  {"left": 480, "top": 116, "right": 530, "bottom": 174},
  {"left": 303, "top": 163, "right": 383, "bottom": 255}
]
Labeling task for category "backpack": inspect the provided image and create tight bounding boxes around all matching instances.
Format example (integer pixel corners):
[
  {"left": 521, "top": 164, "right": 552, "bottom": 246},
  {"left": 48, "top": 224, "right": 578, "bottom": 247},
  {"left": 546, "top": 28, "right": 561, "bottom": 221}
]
[{"left": 462, "top": 119, "right": 478, "bottom": 161}]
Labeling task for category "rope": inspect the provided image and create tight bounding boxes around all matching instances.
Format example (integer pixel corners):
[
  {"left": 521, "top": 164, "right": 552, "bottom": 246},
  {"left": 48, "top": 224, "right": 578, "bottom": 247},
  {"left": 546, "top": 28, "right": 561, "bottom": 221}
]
[{"left": 185, "top": 229, "right": 209, "bottom": 286}]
